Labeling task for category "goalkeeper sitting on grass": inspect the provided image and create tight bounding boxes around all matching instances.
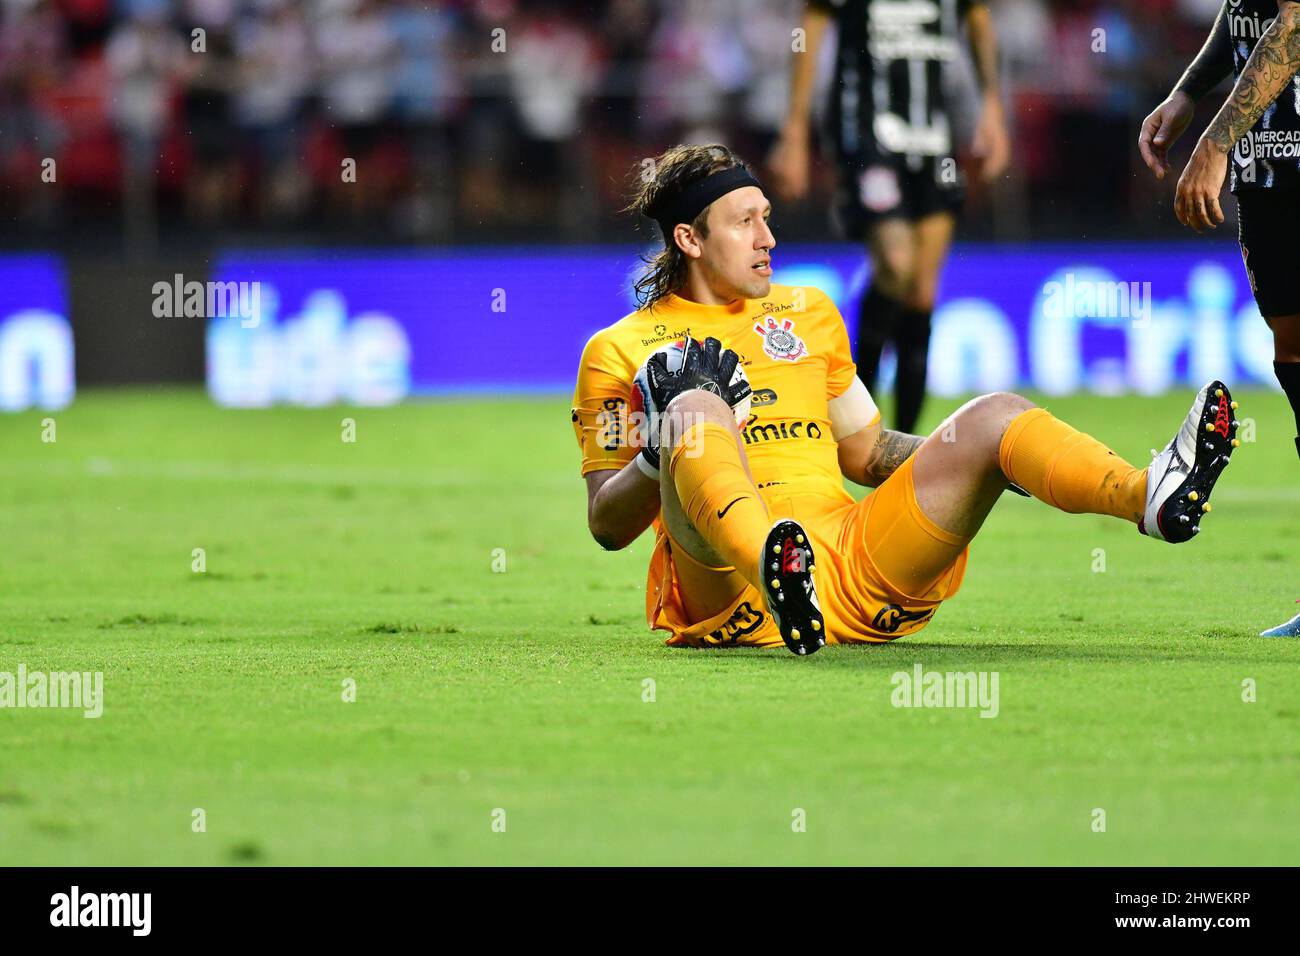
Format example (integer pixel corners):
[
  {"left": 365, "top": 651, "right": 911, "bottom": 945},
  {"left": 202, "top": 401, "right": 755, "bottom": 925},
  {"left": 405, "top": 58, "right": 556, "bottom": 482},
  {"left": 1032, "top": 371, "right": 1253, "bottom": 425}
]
[{"left": 571, "top": 144, "right": 1242, "bottom": 655}]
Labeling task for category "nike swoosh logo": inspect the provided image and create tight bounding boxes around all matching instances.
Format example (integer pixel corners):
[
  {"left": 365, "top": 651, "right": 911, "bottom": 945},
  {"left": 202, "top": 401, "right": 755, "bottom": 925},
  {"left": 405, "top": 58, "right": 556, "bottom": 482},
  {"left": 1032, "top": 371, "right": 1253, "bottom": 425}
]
[{"left": 717, "top": 497, "right": 745, "bottom": 520}]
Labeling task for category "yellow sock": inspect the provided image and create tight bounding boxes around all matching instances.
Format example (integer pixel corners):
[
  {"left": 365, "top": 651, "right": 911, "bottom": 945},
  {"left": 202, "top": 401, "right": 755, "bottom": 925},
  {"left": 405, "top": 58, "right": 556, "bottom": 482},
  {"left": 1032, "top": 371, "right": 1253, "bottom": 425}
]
[
  {"left": 999, "top": 407, "right": 1147, "bottom": 523},
  {"left": 668, "top": 421, "right": 770, "bottom": 593}
]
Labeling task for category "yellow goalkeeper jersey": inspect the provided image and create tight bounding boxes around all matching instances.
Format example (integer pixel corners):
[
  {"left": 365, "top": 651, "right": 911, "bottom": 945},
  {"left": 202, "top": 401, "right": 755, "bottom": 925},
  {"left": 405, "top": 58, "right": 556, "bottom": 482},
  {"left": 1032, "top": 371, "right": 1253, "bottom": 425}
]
[{"left": 570, "top": 284, "right": 876, "bottom": 503}]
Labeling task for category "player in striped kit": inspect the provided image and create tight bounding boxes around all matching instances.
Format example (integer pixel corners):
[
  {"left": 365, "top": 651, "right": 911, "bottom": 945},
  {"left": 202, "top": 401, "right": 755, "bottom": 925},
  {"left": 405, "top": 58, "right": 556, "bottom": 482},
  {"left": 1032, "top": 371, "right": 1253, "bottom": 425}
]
[
  {"left": 769, "top": 0, "right": 1009, "bottom": 434},
  {"left": 1139, "top": 1, "right": 1300, "bottom": 635}
]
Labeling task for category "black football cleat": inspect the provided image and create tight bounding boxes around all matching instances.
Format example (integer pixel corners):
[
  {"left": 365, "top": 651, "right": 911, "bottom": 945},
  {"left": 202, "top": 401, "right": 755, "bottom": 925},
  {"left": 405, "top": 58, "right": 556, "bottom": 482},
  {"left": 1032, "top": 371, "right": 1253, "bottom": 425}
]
[
  {"left": 1140, "top": 380, "right": 1239, "bottom": 543},
  {"left": 761, "top": 519, "right": 825, "bottom": 655}
]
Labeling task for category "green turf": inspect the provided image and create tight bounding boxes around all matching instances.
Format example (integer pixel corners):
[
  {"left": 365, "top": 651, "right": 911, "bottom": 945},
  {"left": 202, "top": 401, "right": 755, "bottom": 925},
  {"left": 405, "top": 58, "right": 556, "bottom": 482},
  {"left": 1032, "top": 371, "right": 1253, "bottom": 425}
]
[{"left": 0, "top": 385, "right": 1297, "bottom": 865}]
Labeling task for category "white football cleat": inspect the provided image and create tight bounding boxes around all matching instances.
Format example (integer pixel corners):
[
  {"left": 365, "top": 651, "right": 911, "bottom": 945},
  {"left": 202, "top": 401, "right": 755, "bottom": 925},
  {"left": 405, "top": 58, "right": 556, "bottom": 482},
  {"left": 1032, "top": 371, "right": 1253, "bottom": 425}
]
[{"left": 1140, "top": 380, "right": 1238, "bottom": 543}]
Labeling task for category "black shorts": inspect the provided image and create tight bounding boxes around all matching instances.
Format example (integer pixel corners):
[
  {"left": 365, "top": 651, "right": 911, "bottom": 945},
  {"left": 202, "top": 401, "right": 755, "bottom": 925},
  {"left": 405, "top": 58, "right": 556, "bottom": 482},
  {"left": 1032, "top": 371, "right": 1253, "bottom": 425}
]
[
  {"left": 834, "top": 156, "right": 965, "bottom": 240},
  {"left": 1236, "top": 188, "right": 1300, "bottom": 317}
]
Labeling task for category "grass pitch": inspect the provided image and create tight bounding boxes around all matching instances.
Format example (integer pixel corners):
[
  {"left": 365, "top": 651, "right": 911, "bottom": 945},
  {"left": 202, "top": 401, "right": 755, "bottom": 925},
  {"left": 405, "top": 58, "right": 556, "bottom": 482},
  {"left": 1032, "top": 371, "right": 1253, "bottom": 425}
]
[{"left": 1, "top": 386, "right": 1297, "bottom": 866}]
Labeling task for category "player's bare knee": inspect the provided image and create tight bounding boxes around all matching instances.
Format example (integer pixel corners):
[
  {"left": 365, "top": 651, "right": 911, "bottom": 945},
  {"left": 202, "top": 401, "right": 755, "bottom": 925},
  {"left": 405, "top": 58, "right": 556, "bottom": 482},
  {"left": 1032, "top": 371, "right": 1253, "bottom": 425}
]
[
  {"left": 945, "top": 393, "right": 1035, "bottom": 468},
  {"left": 951, "top": 390, "right": 1031, "bottom": 424},
  {"left": 904, "top": 273, "right": 939, "bottom": 312},
  {"left": 984, "top": 393, "right": 1036, "bottom": 453},
  {"left": 971, "top": 392, "right": 1035, "bottom": 435},
  {"left": 982, "top": 391, "right": 1036, "bottom": 418},
  {"left": 662, "top": 389, "right": 733, "bottom": 451},
  {"left": 878, "top": 262, "right": 913, "bottom": 300},
  {"left": 870, "top": 248, "right": 914, "bottom": 299}
]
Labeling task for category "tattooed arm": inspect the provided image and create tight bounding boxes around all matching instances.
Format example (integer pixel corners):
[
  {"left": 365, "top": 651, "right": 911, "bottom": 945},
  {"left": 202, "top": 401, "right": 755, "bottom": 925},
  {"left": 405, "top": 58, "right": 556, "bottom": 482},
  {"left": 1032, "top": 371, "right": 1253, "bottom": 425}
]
[
  {"left": 1175, "top": 2, "right": 1300, "bottom": 232},
  {"left": 1205, "top": 3, "right": 1300, "bottom": 148},
  {"left": 836, "top": 419, "right": 924, "bottom": 489},
  {"left": 864, "top": 430, "right": 926, "bottom": 487}
]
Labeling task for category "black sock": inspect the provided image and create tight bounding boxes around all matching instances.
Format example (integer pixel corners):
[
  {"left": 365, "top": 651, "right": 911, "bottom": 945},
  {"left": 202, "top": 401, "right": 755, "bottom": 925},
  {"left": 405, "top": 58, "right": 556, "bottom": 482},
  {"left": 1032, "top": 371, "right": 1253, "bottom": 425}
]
[
  {"left": 855, "top": 284, "right": 903, "bottom": 394},
  {"left": 894, "top": 306, "right": 933, "bottom": 434},
  {"left": 1274, "top": 360, "right": 1300, "bottom": 461}
]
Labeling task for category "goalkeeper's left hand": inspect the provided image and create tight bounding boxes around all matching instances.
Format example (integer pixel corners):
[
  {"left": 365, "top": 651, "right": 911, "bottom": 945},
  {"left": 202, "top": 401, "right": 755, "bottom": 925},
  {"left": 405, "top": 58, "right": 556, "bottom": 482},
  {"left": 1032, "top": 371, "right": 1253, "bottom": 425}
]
[{"left": 633, "top": 336, "right": 751, "bottom": 479}]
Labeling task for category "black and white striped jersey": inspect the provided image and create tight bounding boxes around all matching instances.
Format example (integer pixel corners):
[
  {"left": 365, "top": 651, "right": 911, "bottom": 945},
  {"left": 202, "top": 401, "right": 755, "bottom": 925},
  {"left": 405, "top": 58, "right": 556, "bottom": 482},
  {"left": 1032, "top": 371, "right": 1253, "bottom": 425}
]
[
  {"left": 813, "top": 0, "right": 978, "bottom": 170},
  {"left": 1226, "top": 0, "right": 1300, "bottom": 191}
]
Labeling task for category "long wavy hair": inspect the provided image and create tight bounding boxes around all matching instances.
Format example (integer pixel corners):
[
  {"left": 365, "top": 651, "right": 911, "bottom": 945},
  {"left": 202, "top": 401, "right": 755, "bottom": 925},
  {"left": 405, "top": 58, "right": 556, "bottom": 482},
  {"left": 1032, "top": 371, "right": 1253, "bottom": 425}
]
[{"left": 624, "top": 144, "right": 751, "bottom": 311}]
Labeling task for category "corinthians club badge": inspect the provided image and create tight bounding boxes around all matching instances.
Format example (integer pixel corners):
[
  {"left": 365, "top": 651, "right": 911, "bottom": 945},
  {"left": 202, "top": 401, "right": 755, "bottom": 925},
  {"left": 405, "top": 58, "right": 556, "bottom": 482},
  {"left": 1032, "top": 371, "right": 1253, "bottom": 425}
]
[{"left": 753, "top": 314, "right": 807, "bottom": 362}]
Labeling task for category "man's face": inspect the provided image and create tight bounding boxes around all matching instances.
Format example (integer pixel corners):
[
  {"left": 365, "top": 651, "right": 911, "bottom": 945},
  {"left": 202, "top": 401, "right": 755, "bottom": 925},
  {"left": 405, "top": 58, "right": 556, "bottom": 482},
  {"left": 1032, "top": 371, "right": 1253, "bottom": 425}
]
[{"left": 692, "top": 186, "right": 776, "bottom": 301}]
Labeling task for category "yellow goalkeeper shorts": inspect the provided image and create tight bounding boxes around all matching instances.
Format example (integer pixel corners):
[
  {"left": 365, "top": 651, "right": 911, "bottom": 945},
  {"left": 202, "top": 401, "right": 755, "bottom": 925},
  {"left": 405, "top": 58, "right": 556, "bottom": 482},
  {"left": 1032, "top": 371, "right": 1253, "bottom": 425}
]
[{"left": 646, "top": 456, "right": 971, "bottom": 647}]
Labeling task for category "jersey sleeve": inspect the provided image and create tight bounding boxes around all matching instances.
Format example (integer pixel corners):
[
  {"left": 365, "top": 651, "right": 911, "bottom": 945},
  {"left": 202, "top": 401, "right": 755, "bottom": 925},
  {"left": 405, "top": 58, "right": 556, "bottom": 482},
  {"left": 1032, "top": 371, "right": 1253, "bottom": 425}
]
[
  {"left": 570, "top": 328, "right": 637, "bottom": 476},
  {"left": 819, "top": 289, "right": 859, "bottom": 401}
]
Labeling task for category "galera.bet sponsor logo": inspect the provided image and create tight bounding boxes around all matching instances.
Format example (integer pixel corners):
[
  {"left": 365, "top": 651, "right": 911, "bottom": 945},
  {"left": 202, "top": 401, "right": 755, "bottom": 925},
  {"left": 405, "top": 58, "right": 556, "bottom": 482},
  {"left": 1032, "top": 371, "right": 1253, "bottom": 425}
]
[{"left": 640, "top": 323, "right": 691, "bottom": 348}]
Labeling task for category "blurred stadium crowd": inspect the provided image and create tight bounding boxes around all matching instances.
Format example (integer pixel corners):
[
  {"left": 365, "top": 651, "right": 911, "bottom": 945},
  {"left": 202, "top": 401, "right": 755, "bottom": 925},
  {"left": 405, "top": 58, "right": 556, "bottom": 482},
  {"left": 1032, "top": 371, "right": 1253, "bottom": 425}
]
[{"left": 0, "top": 0, "right": 1229, "bottom": 247}]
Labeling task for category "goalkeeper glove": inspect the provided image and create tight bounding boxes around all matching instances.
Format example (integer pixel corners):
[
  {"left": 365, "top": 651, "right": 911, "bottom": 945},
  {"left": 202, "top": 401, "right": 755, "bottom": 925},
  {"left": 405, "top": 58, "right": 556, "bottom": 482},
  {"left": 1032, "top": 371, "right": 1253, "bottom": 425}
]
[{"left": 634, "top": 336, "right": 752, "bottom": 479}]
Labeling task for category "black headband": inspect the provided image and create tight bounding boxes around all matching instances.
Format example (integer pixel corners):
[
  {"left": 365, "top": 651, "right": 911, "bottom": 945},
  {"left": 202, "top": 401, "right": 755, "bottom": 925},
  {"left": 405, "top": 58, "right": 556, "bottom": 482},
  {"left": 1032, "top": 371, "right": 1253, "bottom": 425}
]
[{"left": 651, "top": 166, "right": 763, "bottom": 243}]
